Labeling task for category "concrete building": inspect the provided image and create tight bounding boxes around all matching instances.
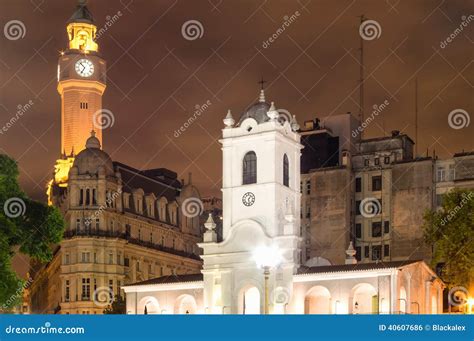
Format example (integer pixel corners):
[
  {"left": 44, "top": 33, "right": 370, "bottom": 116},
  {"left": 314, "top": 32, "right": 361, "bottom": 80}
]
[
  {"left": 28, "top": 2, "right": 203, "bottom": 314},
  {"left": 123, "top": 91, "right": 444, "bottom": 315},
  {"left": 300, "top": 114, "right": 474, "bottom": 266}
]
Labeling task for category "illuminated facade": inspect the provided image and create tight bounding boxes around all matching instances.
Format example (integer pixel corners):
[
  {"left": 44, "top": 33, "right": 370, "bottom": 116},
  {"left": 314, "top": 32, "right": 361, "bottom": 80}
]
[
  {"left": 123, "top": 90, "right": 444, "bottom": 315},
  {"left": 30, "top": 2, "right": 203, "bottom": 314}
]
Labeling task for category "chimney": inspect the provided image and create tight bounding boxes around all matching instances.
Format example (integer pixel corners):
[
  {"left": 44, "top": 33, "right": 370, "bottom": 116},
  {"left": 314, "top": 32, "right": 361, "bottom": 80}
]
[{"left": 391, "top": 130, "right": 400, "bottom": 137}]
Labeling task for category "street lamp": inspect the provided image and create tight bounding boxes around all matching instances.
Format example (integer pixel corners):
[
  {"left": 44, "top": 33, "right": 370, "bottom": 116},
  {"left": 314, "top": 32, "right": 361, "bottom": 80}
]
[{"left": 254, "top": 245, "right": 281, "bottom": 315}]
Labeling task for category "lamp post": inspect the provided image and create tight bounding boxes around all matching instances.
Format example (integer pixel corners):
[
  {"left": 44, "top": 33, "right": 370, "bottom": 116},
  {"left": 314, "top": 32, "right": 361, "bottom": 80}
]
[{"left": 254, "top": 245, "right": 281, "bottom": 315}]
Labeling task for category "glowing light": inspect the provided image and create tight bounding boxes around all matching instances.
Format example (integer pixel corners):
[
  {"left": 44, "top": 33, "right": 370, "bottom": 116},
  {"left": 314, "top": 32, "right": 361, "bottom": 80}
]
[
  {"left": 67, "top": 23, "right": 98, "bottom": 53},
  {"left": 253, "top": 245, "right": 282, "bottom": 269}
]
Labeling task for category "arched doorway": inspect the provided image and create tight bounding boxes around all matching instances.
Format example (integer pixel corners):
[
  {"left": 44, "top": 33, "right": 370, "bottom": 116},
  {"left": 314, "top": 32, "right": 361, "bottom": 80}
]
[
  {"left": 304, "top": 286, "right": 331, "bottom": 314},
  {"left": 351, "top": 283, "right": 378, "bottom": 314},
  {"left": 138, "top": 296, "right": 160, "bottom": 314},
  {"left": 399, "top": 287, "right": 407, "bottom": 314},
  {"left": 238, "top": 286, "right": 261, "bottom": 314},
  {"left": 174, "top": 294, "right": 197, "bottom": 314}
]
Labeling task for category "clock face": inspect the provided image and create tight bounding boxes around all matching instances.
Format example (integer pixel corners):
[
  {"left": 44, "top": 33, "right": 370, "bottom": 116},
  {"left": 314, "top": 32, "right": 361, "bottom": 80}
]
[
  {"left": 242, "top": 192, "right": 255, "bottom": 207},
  {"left": 75, "top": 59, "right": 94, "bottom": 77}
]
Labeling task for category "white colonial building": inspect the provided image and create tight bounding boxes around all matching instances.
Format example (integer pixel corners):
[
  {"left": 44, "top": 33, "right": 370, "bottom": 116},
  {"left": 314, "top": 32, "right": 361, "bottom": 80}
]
[{"left": 123, "top": 90, "right": 444, "bottom": 314}]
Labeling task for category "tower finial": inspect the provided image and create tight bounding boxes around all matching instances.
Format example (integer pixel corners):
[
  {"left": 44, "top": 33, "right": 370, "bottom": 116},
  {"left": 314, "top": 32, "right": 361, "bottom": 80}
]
[
  {"left": 258, "top": 77, "right": 267, "bottom": 103},
  {"left": 223, "top": 109, "right": 235, "bottom": 128},
  {"left": 258, "top": 76, "right": 266, "bottom": 90}
]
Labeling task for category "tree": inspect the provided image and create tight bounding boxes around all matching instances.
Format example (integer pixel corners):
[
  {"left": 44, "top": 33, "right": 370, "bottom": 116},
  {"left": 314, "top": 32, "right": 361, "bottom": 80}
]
[
  {"left": 0, "top": 154, "right": 65, "bottom": 309},
  {"left": 423, "top": 189, "right": 474, "bottom": 288},
  {"left": 103, "top": 295, "right": 126, "bottom": 314}
]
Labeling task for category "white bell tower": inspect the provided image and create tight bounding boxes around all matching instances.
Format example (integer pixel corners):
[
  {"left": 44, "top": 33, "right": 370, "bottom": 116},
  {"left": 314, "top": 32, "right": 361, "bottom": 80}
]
[{"left": 199, "top": 89, "right": 303, "bottom": 314}]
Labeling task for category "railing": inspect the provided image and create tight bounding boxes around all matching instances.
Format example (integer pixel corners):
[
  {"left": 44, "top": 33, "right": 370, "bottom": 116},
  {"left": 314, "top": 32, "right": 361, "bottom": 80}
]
[{"left": 64, "top": 229, "right": 201, "bottom": 261}]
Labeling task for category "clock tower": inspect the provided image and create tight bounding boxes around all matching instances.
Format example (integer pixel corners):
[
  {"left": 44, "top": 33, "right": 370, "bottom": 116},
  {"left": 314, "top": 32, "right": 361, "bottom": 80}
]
[
  {"left": 199, "top": 89, "right": 303, "bottom": 314},
  {"left": 48, "top": 1, "right": 107, "bottom": 201}
]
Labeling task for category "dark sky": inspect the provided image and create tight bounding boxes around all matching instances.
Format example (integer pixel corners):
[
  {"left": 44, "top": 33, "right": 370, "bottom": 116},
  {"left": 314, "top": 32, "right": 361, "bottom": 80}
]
[{"left": 1, "top": 0, "right": 473, "bottom": 203}]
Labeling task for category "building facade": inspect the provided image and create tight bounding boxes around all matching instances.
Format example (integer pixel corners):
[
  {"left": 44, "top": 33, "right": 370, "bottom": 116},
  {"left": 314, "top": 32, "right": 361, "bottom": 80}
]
[
  {"left": 300, "top": 115, "right": 474, "bottom": 266},
  {"left": 123, "top": 91, "right": 444, "bottom": 315},
  {"left": 29, "top": 2, "right": 203, "bottom": 314}
]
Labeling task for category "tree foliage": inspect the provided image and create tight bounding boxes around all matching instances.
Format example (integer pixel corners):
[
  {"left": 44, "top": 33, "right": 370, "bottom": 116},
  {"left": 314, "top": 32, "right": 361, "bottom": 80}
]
[
  {"left": 0, "top": 154, "right": 65, "bottom": 309},
  {"left": 423, "top": 189, "right": 474, "bottom": 288},
  {"left": 103, "top": 295, "right": 126, "bottom": 314}
]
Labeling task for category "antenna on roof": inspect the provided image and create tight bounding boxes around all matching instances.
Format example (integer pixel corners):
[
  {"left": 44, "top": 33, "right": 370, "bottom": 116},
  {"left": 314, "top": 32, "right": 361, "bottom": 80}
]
[
  {"left": 415, "top": 78, "right": 418, "bottom": 157},
  {"left": 358, "top": 15, "right": 366, "bottom": 137}
]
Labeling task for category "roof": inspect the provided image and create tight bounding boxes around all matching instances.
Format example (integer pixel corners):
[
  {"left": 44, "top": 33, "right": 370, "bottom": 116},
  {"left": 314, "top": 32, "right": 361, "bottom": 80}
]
[
  {"left": 297, "top": 260, "right": 420, "bottom": 275},
  {"left": 124, "top": 273, "right": 203, "bottom": 287},
  {"left": 68, "top": 1, "right": 94, "bottom": 24},
  {"left": 454, "top": 151, "right": 474, "bottom": 157},
  {"left": 113, "top": 162, "right": 181, "bottom": 202},
  {"left": 237, "top": 101, "right": 271, "bottom": 126},
  {"left": 360, "top": 133, "right": 415, "bottom": 145}
]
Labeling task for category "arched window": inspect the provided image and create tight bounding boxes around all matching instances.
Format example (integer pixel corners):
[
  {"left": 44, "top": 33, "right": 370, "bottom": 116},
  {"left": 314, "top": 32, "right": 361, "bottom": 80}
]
[
  {"left": 243, "top": 151, "right": 257, "bottom": 184},
  {"left": 283, "top": 154, "right": 289, "bottom": 187}
]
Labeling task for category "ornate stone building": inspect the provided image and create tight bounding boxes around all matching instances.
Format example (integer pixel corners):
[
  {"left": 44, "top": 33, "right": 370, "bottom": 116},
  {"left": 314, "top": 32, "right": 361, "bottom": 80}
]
[{"left": 29, "top": 2, "right": 202, "bottom": 314}]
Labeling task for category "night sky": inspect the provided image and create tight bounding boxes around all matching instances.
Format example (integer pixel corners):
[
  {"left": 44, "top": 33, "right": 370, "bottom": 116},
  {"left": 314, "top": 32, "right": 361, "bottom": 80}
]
[{"left": 1, "top": 0, "right": 473, "bottom": 204}]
